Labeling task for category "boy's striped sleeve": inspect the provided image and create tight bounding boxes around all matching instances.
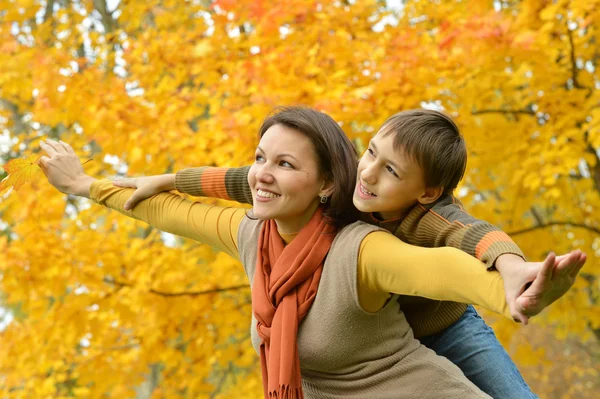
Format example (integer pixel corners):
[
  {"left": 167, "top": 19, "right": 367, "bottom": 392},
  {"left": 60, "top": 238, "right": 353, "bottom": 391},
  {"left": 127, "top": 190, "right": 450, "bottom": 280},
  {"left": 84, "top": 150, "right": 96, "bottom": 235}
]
[
  {"left": 175, "top": 166, "right": 253, "bottom": 205},
  {"left": 398, "top": 195, "right": 525, "bottom": 268}
]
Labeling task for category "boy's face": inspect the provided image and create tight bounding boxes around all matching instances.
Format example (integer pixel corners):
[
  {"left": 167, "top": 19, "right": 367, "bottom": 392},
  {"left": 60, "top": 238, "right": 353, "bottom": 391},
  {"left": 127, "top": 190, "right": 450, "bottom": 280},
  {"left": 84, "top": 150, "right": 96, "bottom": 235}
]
[{"left": 353, "top": 132, "right": 431, "bottom": 220}]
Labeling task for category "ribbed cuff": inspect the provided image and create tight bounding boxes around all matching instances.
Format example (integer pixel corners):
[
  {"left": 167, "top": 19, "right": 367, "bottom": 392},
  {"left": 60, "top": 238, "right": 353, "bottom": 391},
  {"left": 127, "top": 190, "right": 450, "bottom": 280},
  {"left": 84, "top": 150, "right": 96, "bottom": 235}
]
[
  {"left": 226, "top": 165, "right": 253, "bottom": 205},
  {"left": 175, "top": 167, "right": 207, "bottom": 196},
  {"left": 483, "top": 242, "right": 526, "bottom": 269}
]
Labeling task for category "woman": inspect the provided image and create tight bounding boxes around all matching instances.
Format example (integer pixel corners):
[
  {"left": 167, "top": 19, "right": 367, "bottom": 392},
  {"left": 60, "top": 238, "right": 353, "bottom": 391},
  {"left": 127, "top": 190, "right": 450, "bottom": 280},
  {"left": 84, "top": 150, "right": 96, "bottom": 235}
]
[{"left": 40, "top": 107, "right": 567, "bottom": 399}]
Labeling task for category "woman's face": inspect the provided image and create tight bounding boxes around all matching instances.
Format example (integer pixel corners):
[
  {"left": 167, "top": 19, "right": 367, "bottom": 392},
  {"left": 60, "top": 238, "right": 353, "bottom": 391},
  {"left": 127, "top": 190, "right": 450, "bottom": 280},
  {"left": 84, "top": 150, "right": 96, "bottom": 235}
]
[{"left": 248, "top": 124, "right": 330, "bottom": 234}]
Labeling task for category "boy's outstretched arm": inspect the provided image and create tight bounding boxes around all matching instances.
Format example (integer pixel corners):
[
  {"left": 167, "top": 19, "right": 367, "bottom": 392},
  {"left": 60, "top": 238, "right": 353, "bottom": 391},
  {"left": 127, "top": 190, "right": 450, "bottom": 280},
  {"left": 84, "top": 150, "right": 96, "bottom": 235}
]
[
  {"left": 175, "top": 166, "right": 253, "bottom": 205},
  {"left": 399, "top": 194, "right": 586, "bottom": 320},
  {"left": 398, "top": 194, "right": 525, "bottom": 267},
  {"left": 112, "top": 166, "right": 253, "bottom": 210}
]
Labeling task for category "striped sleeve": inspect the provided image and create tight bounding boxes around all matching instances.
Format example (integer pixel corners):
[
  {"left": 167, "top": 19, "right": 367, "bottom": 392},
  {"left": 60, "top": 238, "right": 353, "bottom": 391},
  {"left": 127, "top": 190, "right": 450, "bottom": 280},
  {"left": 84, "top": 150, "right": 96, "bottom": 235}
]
[
  {"left": 175, "top": 166, "right": 254, "bottom": 205},
  {"left": 397, "top": 195, "right": 525, "bottom": 268}
]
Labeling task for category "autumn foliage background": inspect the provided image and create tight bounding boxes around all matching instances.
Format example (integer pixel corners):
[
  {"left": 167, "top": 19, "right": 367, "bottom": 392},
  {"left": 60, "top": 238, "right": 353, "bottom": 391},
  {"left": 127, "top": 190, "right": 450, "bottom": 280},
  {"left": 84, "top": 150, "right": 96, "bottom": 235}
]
[{"left": 0, "top": 0, "right": 599, "bottom": 397}]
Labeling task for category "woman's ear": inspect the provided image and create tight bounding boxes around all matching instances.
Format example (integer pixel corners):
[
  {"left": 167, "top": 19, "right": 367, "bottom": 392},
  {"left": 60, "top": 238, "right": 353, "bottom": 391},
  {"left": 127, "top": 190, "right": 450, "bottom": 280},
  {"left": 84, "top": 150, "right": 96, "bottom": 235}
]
[{"left": 319, "top": 180, "right": 335, "bottom": 198}]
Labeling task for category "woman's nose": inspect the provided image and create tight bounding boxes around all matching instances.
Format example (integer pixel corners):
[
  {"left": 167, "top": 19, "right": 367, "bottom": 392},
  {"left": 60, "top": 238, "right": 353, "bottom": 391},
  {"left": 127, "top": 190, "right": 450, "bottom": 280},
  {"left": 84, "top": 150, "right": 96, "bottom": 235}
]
[{"left": 255, "top": 163, "right": 275, "bottom": 184}]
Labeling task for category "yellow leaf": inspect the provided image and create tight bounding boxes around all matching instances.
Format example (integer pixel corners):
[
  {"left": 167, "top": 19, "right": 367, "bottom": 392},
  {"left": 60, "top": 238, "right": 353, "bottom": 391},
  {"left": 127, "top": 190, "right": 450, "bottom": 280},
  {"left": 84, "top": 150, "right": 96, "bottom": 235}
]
[{"left": 0, "top": 155, "right": 41, "bottom": 193}]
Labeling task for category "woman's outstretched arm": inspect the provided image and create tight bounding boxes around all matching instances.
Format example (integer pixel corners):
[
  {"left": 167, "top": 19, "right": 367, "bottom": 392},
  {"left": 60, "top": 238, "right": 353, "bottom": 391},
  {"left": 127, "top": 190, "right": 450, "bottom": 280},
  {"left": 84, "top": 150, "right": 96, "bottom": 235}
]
[
  {"left": 39, "top": 139, "right": 244, "bottom": 260},
  {"left": 358, "top": 231, "right": 571, "bottom": 322}
]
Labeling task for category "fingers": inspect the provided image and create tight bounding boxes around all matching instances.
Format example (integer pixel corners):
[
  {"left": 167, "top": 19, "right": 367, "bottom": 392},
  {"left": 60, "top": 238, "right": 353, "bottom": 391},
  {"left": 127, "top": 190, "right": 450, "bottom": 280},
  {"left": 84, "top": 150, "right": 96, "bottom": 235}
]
[
  {"left": 44, "top": 139, "right": 66, "bottom": 152},
  {"left": 571, "top": 252, "right": 586, "bottom": 277},
  {"left": 40, "top": 141, "right": 58, "bottom": 157},
  {"left": 113, "top": 179, "right": 137, "bottom": 188},
  {"left": 112, "top": 179, "right": 140, "bottom": 210},
  {"left": 555, "top": 250, "right": 585, "bottom": 278},
  {"left": 40, "top": 138, "right": 76, "bottom": 159},
  {"left": 537, "top": 252, "right": 555, "bottom": 283},
  {"left": 553, "top": 251, "right": 576, "bottom": 278},
  {"left": 58, "top": 140, "right": 75, "bottom": 155},
  {"left": 39, "top": 156, "right": 50, "bottom": 176},
  {"left": 123, "top": 190, "right": 142, "bottom": 211},
  {"left": 514, "top": 297, "right": 532, "bottom": 324},
  {"left": 39, "top": 155, "right": 50, "bottom": 168},
  {"left": 512, "top": 311, "right": 529, "bottom": 325}
]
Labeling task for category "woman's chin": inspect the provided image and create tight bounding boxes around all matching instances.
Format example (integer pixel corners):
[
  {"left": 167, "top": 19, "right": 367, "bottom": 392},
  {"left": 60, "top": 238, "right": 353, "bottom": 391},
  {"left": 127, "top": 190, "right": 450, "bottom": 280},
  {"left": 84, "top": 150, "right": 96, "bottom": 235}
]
[{"left": 252, "top": 208, "right": 272, "bottom": 220}]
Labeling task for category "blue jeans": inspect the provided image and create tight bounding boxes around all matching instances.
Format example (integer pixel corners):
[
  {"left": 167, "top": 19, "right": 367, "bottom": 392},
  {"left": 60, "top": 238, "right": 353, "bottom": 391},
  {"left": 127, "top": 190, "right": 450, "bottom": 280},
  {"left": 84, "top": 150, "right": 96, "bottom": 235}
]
[{"left": 419, "top": 305, "right": 538, "bottom": 399}]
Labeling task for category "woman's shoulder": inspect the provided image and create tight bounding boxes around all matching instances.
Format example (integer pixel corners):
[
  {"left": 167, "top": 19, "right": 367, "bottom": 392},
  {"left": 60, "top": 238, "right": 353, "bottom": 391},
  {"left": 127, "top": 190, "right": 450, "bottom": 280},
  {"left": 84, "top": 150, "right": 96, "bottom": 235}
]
[
  {"left": 339, "top": 220, "right": 385, "bottom": 234},
  {"left": 334, "top": 221, "right": 386, "bottom": 244}
]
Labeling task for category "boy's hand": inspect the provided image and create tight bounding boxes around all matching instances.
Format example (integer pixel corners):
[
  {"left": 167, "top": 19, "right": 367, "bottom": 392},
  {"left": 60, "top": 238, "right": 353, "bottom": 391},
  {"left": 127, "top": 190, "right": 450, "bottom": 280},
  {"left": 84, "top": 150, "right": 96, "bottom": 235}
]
[
  {"left": 113, "top": 174, "right": 176, "bottom": 210},
  {"left": 517, "top": 250, "right": 586, "bottom": 317}
]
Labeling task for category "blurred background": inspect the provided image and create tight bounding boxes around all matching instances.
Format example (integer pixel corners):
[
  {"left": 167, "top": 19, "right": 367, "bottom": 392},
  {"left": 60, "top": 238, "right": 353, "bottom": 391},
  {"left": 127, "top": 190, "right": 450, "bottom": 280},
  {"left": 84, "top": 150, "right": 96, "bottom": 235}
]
[{"left": 0, "top": 0, "right": 599, "bottom": 397}]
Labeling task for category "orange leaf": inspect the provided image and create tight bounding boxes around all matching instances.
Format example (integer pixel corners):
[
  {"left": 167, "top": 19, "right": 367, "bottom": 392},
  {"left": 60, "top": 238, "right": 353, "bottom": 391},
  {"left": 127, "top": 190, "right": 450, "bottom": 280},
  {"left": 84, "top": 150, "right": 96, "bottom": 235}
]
[{"left": 0, "top": 155, "right": 41, "bottom": 193}]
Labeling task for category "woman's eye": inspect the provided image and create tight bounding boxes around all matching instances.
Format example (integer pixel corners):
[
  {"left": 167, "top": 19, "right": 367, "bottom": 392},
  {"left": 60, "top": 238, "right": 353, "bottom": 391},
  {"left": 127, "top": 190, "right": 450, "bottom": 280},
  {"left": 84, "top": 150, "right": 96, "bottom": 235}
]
[
  {"left": 255, "top": 154, "right": 264, "bottom": 162},
  {"left": 386, "top": 165, "right": 398, "bottom": 177},
  {"left": 280, "top": 160, "right": 294, "bottom": 168}
]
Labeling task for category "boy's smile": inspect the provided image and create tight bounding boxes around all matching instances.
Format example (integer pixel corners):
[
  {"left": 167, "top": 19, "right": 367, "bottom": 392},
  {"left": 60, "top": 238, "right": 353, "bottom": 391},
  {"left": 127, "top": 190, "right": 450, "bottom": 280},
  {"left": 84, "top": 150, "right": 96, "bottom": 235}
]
[{"left": 357, "top": 182, "right": 377, "bottom": 198}]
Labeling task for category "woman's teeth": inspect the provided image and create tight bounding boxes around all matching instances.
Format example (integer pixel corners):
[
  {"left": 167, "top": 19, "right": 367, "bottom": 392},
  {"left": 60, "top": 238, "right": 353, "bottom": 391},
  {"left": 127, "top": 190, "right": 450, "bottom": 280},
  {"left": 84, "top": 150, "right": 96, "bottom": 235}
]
[{"left": 257, "top": 189, "right": 281, "bottom": 198}]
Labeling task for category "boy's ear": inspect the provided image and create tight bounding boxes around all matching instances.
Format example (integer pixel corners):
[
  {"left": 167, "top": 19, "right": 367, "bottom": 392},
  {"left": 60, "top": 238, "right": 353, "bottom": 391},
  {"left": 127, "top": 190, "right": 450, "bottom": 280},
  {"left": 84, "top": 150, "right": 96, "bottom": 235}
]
[{"left": 418, "top": 186, "right": 444, "bottom": 205}]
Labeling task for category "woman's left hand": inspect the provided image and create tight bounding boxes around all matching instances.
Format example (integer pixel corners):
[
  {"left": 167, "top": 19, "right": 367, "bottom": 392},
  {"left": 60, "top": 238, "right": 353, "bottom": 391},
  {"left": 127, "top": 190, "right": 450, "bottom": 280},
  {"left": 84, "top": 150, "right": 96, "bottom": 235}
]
[{"left": 39, "top": 139, "right": 95, "bottom": 198}]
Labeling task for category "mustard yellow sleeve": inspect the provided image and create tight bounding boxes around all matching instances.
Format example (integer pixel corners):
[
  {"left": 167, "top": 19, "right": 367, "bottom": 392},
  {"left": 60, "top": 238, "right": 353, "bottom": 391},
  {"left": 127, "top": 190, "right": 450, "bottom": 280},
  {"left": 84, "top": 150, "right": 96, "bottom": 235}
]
[
  {"left": 357, "top": 231, "right": 512, "bottom": 319},
  {"left": 90, "top": 179, "right": 245, "bottom": 261}
]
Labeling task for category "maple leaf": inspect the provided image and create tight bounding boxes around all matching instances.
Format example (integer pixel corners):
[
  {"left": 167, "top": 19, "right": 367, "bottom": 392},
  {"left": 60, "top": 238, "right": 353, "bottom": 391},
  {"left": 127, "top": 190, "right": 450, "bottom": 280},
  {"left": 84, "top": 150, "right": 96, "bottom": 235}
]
[{"left": 0, "top": 155, "right": 41, "bottom": 193}]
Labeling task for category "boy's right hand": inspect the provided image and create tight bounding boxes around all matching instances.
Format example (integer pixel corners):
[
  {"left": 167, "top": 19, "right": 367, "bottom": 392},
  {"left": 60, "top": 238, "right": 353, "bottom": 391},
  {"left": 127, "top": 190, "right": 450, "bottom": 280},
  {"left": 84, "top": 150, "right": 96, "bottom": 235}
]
[{"left": 113, "top": 174, "right": 176, "bottom": 210}]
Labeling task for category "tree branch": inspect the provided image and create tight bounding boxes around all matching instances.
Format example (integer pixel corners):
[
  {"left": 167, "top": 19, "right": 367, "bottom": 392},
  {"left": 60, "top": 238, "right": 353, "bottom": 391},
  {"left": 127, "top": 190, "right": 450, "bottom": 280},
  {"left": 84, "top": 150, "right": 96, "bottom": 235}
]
[
  {"left": 149, "top": 284, "right": 249, "bottom": 297},
  {"left": 507, "top": 221, "right": 600, "bottom": 237},
  {"left": 585, "top": 142, "right": 600, "bottom": 193},
  {"left": 566, "top": 27, "right": 593, "bottom": 96},
  {"left": 93, "top": 0, "right": 116, "bottom": 34},
  {"left": 43, "top": 0, "right": 55, "bottom": 23},
  {"left": 471, "top": 108, "right": 535, "bottom": 116},
  {"left": 567, "top": 28, "right": 583, "bottom": 89},
  {"left": 103, "top": 277, "right": 249, "bottom": 297}
]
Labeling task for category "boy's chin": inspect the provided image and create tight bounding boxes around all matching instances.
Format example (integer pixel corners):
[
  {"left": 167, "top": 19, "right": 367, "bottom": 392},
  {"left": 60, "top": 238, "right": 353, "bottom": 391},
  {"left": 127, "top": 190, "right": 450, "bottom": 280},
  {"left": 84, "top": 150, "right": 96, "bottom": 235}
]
[{"left": 352, "top": 196, "right": 371, "bottom": 213}]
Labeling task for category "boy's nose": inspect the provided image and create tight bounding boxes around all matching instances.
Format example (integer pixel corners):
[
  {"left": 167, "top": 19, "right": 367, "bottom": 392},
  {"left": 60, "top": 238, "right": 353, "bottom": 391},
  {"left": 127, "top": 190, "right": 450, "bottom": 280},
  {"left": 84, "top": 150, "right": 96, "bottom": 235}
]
[{"left": 361, "top": 168, "right": 376, "bottom": 185}]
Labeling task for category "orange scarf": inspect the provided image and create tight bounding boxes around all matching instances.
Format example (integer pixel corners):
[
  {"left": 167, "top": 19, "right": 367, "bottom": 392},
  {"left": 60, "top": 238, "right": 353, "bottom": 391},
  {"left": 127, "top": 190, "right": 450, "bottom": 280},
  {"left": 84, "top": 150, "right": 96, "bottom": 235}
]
[{"left": 252, "top": 207, "right": 337, "bottom": 399}]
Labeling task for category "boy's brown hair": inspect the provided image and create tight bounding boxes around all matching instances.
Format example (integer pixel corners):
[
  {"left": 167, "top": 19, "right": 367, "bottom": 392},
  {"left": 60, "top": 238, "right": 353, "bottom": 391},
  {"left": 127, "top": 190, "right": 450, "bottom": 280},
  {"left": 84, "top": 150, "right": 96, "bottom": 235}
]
[{"left": 380, "top": 109, "right": 467, "bottom": 196}]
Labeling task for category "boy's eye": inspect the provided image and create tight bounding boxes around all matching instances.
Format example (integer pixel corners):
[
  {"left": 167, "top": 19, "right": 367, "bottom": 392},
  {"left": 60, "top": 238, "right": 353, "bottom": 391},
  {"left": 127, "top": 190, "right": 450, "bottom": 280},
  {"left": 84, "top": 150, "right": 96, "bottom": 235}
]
[
  {"left": 366, "top": 148, "right": 374, "bottom": 156},
  {"left": 386, "top": 165, "right": 399, "bottom": 177},
  {"left": 255, "top": 154, "right": 264, "bottom": 162}
]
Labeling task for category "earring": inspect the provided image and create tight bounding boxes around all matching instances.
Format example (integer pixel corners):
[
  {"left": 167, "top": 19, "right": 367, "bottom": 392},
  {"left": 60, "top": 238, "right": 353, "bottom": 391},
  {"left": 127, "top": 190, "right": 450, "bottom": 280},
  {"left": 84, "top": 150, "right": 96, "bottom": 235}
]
[{"left": 320, "top": 195, "right": 328, "bottom": 204}]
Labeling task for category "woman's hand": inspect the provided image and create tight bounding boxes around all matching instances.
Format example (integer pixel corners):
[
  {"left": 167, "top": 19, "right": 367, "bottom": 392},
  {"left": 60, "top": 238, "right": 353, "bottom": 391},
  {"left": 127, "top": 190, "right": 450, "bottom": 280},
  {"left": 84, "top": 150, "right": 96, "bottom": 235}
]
[
  {"left": 39, "top": 139, "right": 95, "bottom": 198},
  {"left": 113, "top": 174, "right": 176, "bottom": 210},
  {"left": 516, "top": 250, "right": 586, "bottom": 317}
]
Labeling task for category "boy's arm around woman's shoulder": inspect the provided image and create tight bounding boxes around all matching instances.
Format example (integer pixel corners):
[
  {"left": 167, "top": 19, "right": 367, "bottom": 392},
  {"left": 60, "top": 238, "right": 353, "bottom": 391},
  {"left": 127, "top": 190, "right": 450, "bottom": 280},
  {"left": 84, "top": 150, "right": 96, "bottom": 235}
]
[{"left": 175, "top": 166, "right": 253, "bottom": 205}]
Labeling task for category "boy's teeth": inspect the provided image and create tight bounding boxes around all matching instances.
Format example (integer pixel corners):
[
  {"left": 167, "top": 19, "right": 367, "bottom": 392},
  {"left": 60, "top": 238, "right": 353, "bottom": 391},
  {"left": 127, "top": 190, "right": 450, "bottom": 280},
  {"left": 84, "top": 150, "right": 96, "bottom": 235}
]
[
  {"left": 257, "top": 189, "right": 281, "bottom": 198},
  {"left": 360, "top": 185, "right": 375, "bottom": 196}
]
